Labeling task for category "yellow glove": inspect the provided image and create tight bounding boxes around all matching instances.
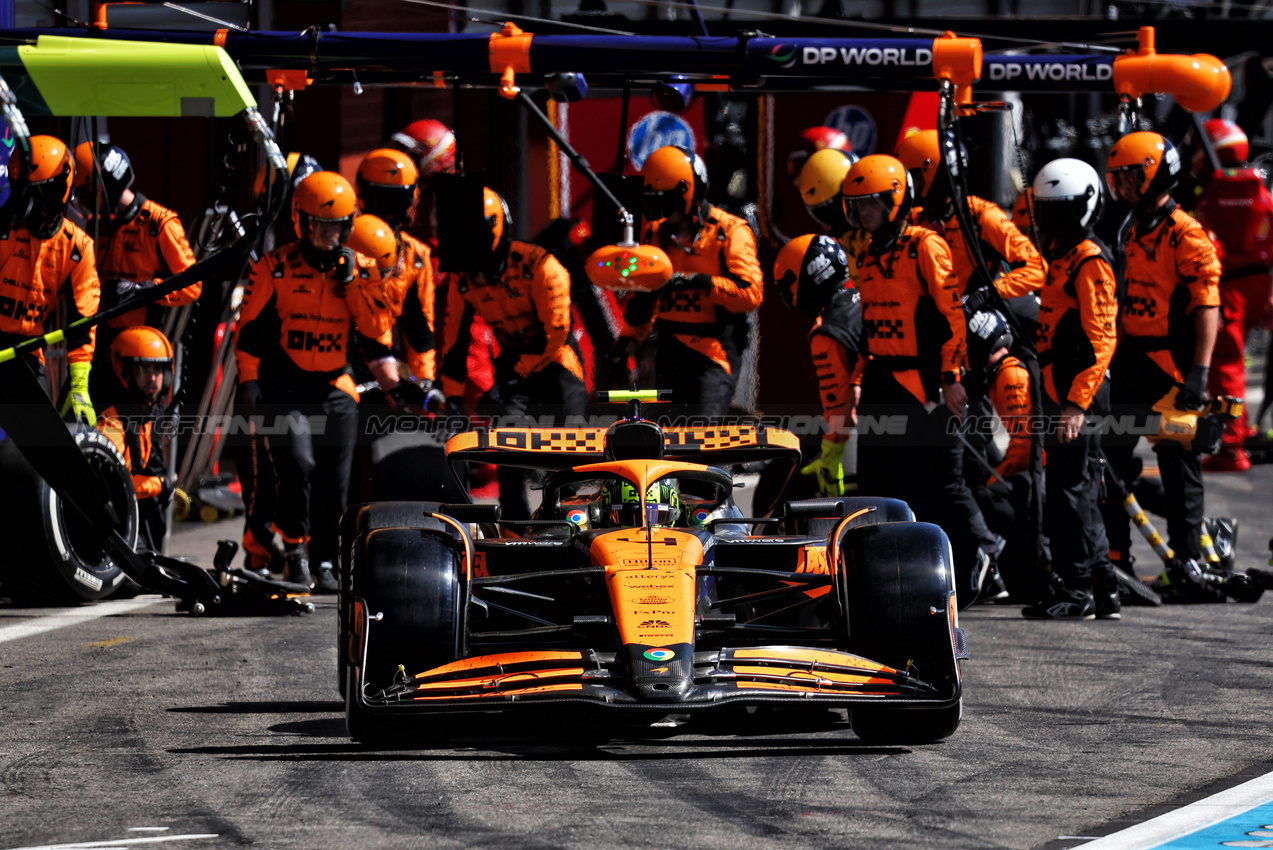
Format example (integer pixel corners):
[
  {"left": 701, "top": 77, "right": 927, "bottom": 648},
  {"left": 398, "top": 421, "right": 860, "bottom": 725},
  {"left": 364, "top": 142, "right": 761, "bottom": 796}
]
[
  {"left": 61, "top": 361, "right": 95, "bottom": 424},
  {"left": 800, "top": 438, "right": 846, "bottom": 497}
]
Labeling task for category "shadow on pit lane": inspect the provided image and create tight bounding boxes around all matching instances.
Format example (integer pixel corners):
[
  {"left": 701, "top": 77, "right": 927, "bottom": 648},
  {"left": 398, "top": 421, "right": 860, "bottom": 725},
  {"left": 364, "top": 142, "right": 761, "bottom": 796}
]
[{"left": 167, "top": 704, "right": 915, "bottom": 761}]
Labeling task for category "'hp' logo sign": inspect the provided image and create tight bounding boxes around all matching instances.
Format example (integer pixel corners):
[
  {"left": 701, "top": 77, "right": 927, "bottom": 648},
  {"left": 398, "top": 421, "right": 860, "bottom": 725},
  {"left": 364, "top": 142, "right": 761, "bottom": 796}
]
[{"left": 823, "top": 105, "right": 877, "bottom": 157}]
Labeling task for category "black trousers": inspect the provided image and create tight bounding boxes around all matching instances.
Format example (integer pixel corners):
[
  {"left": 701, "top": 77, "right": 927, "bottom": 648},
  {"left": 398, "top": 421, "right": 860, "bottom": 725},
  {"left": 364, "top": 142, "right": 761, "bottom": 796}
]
[
  {"left": 478, "top": 361, "right": 587, "bottom": 521},
  {"left": 137, "top": 495, "right": 170, "bottom": 554},
  {"left": 260, "top": 378, "right": 359, "bottom": 566},
  {"left": 975, "top": 471, "right": 1048, "bottom": 599},
  {"left": 229, "top": 420, "right": 279, "bottom": 569},
  {"left": 857, "top": 367, "right": 998, "bottom": 604},
  {"left": 653, "top": 333, "right": 740, "bottom": 421},
  {"left": 1100, "top": 346, "right": 1205, "bottom": 562},
  {"left": 1043, "top": 383, "right": 1115, "bottom": 589}
]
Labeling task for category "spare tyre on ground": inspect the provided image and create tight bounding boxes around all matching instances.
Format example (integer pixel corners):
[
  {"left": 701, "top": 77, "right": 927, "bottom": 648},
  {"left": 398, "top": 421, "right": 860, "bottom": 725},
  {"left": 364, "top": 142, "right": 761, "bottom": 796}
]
[{"left": 0, "top": 426, "right": 139, "bottom": 605}]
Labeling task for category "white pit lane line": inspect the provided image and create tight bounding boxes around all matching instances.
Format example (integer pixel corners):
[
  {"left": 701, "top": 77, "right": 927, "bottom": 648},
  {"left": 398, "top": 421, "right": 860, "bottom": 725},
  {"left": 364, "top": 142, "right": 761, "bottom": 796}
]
[
  {"left": 0, "top": 596, "right": 165, "bottom": 645},
  {"left": 5, "top": 835, "right": 217, "bottom": 850},
  {"left": 1077, "top": 770, "right": 1273, "bottom": 848}
]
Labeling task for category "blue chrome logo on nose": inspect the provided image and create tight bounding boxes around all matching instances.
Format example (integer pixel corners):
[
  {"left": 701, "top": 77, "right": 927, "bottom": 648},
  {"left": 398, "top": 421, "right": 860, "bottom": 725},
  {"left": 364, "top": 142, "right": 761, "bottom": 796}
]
[{"left": 644, "top": 648, "right": 675, "bottom": 662}]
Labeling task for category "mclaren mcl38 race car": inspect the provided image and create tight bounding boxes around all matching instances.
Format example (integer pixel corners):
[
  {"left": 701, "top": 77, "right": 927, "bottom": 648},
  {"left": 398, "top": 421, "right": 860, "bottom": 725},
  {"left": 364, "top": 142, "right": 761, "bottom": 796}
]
[{"left": 338, "top": 392, "right": 967, "bottom": 746}]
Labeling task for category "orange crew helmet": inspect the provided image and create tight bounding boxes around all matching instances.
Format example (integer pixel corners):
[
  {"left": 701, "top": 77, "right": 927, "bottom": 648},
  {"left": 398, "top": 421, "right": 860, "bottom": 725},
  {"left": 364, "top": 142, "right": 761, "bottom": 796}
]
[
  {"left": 1106, "top": 131, "right": 1181, "bottom": 203},
  {"left": 356, "top": 148, "right": 420, "bottom": 230},
  {"left": 773, "top": 233, "right": 851, "bottom": 317},
  {"left": 71, "top": 141, "right": 94, "bottom": 190},
  {"left": 841, "top": 154, "right": 913, "bottom": 224},
  {"left": 12, "top": 135, "right": 74, "bottom": 238},
  {"left": 483, "top": 186, "right": 513, "bottom": 255},
  {"left": 799, "top": 148, "right": 855, "bottom": 232},
  {"left": 894, "top": 129, "right": 941, "bottom": 198},
  {"left": 641, "top": 145, "right": 708, "bottom": 221},
  {"left": 110, "top": 325, "right": 174, "bottom": 396},
  {"left": 348, "top": 214, "right": 399, "bottom": 275},
  {"left": 291, "top": 171, "right": 356, "bottom": 246}
]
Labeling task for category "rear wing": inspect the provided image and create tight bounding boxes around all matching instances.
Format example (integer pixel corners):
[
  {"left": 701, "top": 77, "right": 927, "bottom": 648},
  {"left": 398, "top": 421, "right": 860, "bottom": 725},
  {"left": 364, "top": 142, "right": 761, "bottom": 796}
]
[
  {"left": 445, "top": 424, "right": 801, "bottom": 513},
  {"left": 446, "top": 423, "right": 800, "bottom": 468}
]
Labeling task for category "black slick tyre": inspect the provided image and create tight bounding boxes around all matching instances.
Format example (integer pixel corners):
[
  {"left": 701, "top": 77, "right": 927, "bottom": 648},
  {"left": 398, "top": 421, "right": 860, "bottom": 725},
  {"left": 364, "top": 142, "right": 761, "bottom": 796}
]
[
  {"left": 337, "top": 501, "right": 444, "bottom": 697},
  {"left": 345, "top": 527, "right": 463, "bottom": 745},
  {"left": 0, "top": 428, "right": 138, "bottom": 605},
  {"left": 837, "top": 521, "right": 961, "bottom": 744}
]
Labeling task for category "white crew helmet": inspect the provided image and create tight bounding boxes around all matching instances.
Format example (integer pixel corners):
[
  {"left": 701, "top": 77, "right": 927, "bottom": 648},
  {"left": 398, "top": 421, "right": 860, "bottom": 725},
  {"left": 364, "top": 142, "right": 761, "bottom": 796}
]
[{"left": 1032, "top": 158, "right": 1103, "bottom": 232}]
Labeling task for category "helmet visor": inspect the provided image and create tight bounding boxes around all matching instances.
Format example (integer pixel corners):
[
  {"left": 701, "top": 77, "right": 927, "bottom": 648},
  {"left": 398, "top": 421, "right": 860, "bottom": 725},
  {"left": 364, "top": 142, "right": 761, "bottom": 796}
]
[
  {"left": 807, "top": 196, "right": 850, "bottom": 232},
  {"left": 27, "top": 179, "right": 68, "bottom": 238},
  {"left": 843, "top": 193, "right": 892, "bottom": 232},
  {"left": 1106, "top": 167, "right": 1143, "bottom": 202},
  {"left": 308, "top": 217, "right": 349, "bottom": 252},
  {"left": 643, "top": 188, "right": 684, "bottom": 222}
]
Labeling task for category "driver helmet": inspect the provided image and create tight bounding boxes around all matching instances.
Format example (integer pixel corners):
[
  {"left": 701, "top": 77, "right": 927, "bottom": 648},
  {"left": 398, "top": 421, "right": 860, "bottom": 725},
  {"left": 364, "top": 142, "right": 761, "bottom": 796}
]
[{"left": 600, "top": 479, "right": 681, "bottom": 527}]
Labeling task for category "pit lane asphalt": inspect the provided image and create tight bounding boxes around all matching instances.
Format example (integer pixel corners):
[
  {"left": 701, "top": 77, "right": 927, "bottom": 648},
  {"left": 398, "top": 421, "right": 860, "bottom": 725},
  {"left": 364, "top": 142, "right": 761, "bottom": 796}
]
[{"left": 0, "top": 463, "right": 1270, "bottom": 850}]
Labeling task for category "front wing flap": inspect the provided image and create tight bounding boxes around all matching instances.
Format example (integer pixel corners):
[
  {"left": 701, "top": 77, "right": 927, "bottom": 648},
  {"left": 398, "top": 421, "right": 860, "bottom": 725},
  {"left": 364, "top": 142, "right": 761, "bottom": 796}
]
[{"left": 351, "top": 644, "right": 959, "bottom": 714}]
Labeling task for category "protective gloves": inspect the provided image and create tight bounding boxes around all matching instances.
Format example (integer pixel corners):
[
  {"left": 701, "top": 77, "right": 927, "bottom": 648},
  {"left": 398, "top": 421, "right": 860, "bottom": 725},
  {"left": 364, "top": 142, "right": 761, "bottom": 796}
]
[
  {"left": 666, "top": 272, "right": 713, "bottom": 291},
  {"left": 115, "top": 278, "right": 155, "bottom": 300},
  {"left": 61, "top": 361, "right": 95, "bottom": 424},
  {"left": 962, "top": 284, "right": 995, "bottom": 315},
  {"left": 1179, "top": 364, "right": 1210, "bottom": 409},
  {"left": 800, "top": 438, "right": 847, "bottom": 497}
]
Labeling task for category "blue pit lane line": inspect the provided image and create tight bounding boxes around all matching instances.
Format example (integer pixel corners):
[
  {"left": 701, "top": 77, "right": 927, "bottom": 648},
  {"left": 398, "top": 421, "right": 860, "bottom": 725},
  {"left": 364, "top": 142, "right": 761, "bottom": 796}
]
[{"left": 1079, "top": 772, "right": 1273, "bottom": 848}]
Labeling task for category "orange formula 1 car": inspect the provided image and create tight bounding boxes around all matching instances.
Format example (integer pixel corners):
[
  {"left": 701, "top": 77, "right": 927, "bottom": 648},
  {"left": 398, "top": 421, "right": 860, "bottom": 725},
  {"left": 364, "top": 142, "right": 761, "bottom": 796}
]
[{"left": 338, "top": 392, "right": 966, "bottom": 745}]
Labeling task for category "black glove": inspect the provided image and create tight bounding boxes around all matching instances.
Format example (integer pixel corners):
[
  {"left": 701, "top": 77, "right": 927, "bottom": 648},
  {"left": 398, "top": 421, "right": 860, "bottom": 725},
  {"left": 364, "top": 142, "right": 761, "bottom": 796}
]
[
  {"left": 1179, "top": 364, "right": 1210, "bottom": 409},
  {"left": 323, "top": 246, "right": 357, "bottom": 294},
  {"left": 388, "top": 381, "right": 428, "bottom": 408},
  {"left": 117, "top": 278, "right": 155, "bottom": 298},
  {"left": 667, "top": 272, "right": 713, "bottom": 291},
  {"left": 158, "top": 474, "right": 176, "bottom": 506},
  {"left": 236, "top": 380, "right": 263, "bottom": 410},
  {"left": 962, "top": 285, "right": 994, "bottom": 315}
]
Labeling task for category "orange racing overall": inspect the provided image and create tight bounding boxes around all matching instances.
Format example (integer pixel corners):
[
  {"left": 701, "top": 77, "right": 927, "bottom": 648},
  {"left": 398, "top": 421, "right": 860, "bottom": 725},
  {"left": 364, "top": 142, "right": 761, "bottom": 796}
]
[
  {"left": 0, "top": 221, "right": 100, "bottom": 393},
  {"left": 1009, "top": 236, "right": 1118, "bottom": 591},
  {"left": 1104, "top": 202, "right": 1220, "bottom": 564},
  {"left": 852, "top": 224, "right": 997, "bottom": 602},
  {"left": 235, "top": 246, "right": 392, "bottom": 568},
  {"left": 619, "top": 205, "right": 763, "bottom": 419}
]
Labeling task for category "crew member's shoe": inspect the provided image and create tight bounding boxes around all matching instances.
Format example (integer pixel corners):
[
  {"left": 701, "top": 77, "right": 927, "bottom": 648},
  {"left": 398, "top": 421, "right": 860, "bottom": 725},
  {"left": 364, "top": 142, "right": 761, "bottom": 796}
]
[
  {"left": 312, "top": 561, "right": 339, "bottom": 595},
  {"left": 977, "top": 564, "right": 1010, "bottom": 603},
  {"left": 1093, "top": 571, "right": 1121, "bottom": 620},
  {"left": 283, "top": 543, "right": 313, "bottom": 590},
  {"left": 1202, "top": 448, "right": 1251, "bottom": 473},
  {"left": 1022, "top": 575, "right": 1095, "bottom": 620}
]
